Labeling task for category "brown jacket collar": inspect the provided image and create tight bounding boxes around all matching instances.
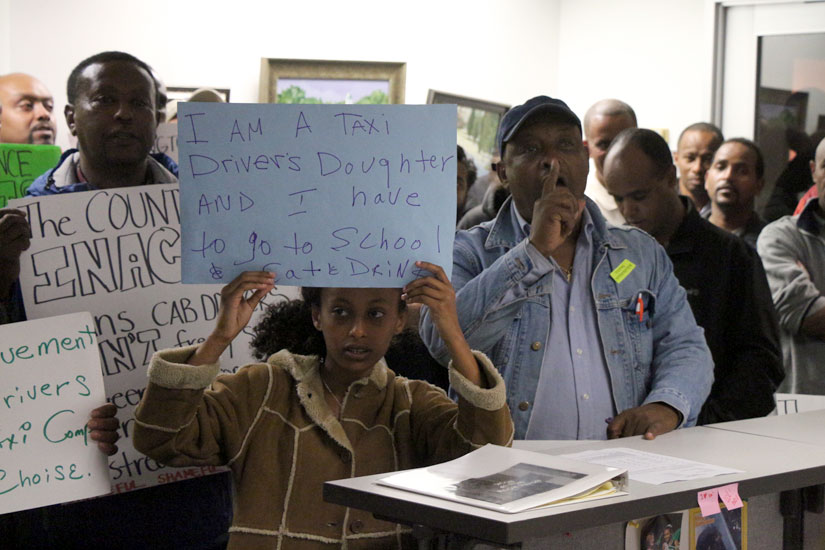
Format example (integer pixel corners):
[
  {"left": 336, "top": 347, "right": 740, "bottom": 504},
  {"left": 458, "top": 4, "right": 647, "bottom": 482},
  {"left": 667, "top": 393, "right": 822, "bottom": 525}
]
[{"left": 274, "top": 350, "right": 389, "bottom": 453}]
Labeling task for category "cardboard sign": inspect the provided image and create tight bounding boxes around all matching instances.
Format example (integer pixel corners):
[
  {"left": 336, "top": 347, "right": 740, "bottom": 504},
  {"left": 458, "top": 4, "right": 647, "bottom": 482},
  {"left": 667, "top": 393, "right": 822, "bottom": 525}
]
[
  {"left": 10, "top": 185, "right": 294, "bottom": 495},
  {"left": 0, "top": 312, "right": 110, "bottom": 514},
  {"left": 177, "top": 103, "right": 457, "bottom": 286},
  {"left": 0, "top": 144, "right": 61, "bottom": 207},
  {"left": 152, "top": 122, "right": 179, "bottom": 164}
]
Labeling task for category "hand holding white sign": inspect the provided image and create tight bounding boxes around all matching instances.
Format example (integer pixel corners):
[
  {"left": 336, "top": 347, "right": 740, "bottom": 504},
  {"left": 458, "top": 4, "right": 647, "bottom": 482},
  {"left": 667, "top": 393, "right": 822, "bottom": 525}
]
[{"left": 0, "top": 312, "right": 111, "bottom": 514}]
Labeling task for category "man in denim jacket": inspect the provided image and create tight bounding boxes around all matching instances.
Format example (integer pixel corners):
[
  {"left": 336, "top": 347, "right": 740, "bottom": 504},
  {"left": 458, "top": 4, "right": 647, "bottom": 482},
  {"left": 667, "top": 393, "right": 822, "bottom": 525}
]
[{"left": 421, "top": 96, "right": 713, "bottom": 440}]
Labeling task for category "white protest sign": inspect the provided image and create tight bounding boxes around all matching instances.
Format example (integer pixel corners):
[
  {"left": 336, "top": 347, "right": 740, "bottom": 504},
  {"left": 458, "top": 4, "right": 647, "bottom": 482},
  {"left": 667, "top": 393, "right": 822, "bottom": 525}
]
[
  {"left": 0, "top": 312, "right": 110, "bottom": 514},
  {"left": 11, "top": 185, "right": 293, "bottom": 494},
  {"left": 177, "top": 103, "right": 457, "bottom": 286},
  {"left": 152, "top": 122, "right": 179, "bottom": 164},
  {"left": 775, "top": 393, "right": 825, "bottom": 415}
]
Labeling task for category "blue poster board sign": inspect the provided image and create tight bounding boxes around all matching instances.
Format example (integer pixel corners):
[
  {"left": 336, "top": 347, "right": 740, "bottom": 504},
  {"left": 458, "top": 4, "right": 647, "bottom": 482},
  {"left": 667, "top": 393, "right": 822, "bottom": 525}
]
[{"left": 178, "top": 103, "right": 457, "bottom": 286}]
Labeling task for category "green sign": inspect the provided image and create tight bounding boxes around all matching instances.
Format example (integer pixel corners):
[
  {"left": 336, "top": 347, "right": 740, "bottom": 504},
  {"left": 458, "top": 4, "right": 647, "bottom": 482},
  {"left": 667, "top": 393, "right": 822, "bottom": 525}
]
[{"left": 0, "top": 144, "right": 61, "bottom": 207}]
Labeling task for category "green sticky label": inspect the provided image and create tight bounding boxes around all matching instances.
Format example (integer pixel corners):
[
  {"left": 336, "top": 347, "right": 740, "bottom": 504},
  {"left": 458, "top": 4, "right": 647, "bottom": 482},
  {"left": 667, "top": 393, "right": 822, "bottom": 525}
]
[
  {"left": 610, "top": 259, "right": 636, "bottom": 283},
  {"left": 0, "top": 144, "right": 62, "bottom": 207}
]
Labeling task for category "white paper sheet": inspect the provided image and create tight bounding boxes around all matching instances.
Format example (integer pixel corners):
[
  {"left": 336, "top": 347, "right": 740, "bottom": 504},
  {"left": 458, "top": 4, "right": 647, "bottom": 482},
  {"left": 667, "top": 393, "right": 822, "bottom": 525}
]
[{"left": 560, "top": 447, "right": 742, "bottom": 485}]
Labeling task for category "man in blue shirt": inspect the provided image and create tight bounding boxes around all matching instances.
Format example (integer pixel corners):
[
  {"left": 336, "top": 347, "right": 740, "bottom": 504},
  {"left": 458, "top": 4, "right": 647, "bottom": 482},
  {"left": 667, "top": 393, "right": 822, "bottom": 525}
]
[{"left": 420, "top": 96, "right": 713, "bottom": 440}]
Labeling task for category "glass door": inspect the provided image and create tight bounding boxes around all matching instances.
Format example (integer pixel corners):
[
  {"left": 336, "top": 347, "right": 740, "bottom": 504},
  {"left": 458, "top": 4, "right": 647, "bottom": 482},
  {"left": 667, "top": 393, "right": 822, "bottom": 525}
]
[{"left": 716, "top": 1, "right": 825, "bottom": 217}]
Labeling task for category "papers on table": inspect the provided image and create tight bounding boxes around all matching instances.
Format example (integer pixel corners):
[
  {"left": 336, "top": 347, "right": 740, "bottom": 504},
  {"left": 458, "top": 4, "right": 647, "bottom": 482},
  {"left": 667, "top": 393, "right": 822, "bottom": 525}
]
[
  {"left": 560, "top": 447, "right": 742, "bottom": 485},
  {"left": 377, "top": 444, "right": 627, "bottom": 514}
]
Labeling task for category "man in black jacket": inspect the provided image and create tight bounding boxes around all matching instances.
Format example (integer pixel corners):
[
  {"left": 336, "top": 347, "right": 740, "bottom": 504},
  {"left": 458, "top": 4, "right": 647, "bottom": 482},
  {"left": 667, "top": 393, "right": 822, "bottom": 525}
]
[{"left": 603, "top": 128, "right": 783, "bottom": 423}]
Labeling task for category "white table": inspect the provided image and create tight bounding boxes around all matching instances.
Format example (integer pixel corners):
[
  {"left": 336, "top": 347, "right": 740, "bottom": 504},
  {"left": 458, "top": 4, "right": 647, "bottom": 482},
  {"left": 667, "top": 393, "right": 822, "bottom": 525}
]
[
  {"left": 324, "top": 421, "right": 825, "bottom": 546},
  {"left": 705, "top": 409, "right": 825, "bottom": 446}
]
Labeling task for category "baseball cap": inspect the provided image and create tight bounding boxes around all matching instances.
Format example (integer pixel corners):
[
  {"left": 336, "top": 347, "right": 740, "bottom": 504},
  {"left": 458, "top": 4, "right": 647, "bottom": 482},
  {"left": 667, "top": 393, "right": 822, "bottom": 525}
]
[{"left": 496, "top": 96, "right": 581, "bottom": 154}]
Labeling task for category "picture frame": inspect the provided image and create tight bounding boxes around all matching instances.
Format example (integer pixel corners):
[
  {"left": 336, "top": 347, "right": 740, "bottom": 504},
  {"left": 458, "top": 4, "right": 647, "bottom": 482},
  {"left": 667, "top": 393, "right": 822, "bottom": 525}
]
[
  {"left": 688, "top": 501, "right": 747, "bottom": 550},
  {"left": 166, "top": 86, "right": 230, "bottom": 103},
  {"left": 427, "top": 89, "right": 509, "bottom": 187},
  {"left": 259, "top": 58, "right": 406, "bottom": 105},
  {"left": 162, "top": 87, "right": 230, "bottom": 124}
]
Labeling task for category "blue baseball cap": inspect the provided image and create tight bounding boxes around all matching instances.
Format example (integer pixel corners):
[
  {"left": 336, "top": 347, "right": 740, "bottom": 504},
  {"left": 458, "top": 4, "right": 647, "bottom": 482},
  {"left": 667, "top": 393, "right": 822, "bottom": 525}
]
[{"left": 496, "top": 95, "right": 582, "bottom": 154}]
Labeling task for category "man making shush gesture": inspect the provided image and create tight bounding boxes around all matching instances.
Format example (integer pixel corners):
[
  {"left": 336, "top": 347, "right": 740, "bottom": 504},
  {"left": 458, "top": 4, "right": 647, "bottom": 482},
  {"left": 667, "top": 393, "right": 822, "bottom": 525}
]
[{"left": 421, "top": 96, "right": 713, "bottom": 441}]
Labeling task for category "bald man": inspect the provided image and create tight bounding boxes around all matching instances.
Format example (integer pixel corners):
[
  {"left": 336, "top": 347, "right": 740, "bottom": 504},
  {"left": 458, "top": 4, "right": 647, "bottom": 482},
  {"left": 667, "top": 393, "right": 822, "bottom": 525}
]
[
  {"left": 582, "top": 99, "right": 637, "bottom": 225},
  {"left": 0, "top": 73, "right": 57, "bottom": 145}
]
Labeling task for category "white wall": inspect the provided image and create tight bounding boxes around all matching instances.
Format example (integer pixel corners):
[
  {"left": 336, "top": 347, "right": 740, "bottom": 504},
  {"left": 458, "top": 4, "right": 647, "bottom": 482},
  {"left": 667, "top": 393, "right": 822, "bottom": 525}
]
[
  {"left": 4, "top": 0, "right": 714, "bottom": 151},
  {"left": 5, "top": 0, "right": 561, "bottom": 151},
  {"left": 557, "top": 0, "right": 713, "bottom": 147},
  {"left": 0, "top": 0, "right": 10, "bottom": 74}
]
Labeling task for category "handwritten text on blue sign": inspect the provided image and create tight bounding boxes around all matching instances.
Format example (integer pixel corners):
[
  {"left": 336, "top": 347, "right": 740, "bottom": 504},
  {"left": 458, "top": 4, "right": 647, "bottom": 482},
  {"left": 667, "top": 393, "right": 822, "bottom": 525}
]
[{"left": 178, "top": 103, "right": 457, "bottom": 286}]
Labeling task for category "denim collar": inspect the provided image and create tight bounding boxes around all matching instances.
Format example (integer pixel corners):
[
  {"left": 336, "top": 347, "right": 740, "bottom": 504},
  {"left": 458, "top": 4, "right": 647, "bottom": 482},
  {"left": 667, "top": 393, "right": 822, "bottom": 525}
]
[{"left": 483, "top": 196, "right": 626, "bottom": 252}]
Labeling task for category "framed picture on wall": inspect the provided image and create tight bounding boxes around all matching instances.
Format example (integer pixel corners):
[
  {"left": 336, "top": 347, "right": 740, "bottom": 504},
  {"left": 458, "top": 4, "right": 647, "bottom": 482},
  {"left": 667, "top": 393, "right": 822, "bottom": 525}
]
[
  {"left": 167, "top": 86, "right": 231, "bottom": 103},
  {"left": 427, "top": 89, "right": 509, "bottom": 189},
  {"left": 259, "top": 58, "right": 406, "bottom": 105},
  {"left": 164, "top": 86, "right": 231, "bottom": 122}
]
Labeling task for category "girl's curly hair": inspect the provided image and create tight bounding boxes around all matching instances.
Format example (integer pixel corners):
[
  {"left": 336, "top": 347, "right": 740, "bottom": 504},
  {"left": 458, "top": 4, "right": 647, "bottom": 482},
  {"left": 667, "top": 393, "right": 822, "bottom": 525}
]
[
  {"left": 249, "top": 288, "right": 324, "bottom": 360},
  {"left": 249, "top": 287, "right": 406, "bottom": 361}
]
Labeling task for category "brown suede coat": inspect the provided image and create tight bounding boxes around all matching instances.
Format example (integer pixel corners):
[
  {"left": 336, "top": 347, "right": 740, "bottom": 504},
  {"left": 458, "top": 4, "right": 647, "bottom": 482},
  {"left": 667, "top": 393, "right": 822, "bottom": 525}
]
[{"left": 134, "top": 346, "right": 513, "bottom": 550}]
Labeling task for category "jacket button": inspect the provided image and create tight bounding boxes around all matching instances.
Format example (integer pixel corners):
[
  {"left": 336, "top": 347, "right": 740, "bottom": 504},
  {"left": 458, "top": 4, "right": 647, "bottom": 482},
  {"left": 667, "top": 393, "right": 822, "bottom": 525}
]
[
  {"left": 531, "top": 341, "right": 542, "bottom": 351},
  {"left": 339, "top": 450, "right": 351, "bottom": 463},
  {"left": 518, "top": 401, "right": 530, "bottom": 411},
  {"left": 350, "top": 519, "right": 364, "bottom": 533}
]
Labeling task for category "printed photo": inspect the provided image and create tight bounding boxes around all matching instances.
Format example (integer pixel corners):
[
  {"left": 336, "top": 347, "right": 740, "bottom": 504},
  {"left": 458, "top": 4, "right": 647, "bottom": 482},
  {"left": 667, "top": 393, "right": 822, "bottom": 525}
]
[
  {"left": 689, "top": 503, "right": 747, "bottom": 550},
  {"left": 450, "top": 463, "right": 585, "bottom": 505},
  {"left": 640, "top": 514, "right": 682, "bottom": 550}
]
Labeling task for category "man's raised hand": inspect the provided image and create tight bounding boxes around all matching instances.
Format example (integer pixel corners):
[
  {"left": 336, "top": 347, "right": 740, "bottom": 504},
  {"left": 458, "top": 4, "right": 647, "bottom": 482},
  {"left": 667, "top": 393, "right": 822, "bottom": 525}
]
[{"left": 528, "top": 160, "right": 582, "bottom": 257}]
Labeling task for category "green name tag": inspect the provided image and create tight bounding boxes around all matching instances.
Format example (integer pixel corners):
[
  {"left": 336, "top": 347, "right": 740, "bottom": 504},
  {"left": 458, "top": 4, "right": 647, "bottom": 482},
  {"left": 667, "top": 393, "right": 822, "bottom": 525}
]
[{"left": 610, "top": 259, "right": 636, "bottom": 283}]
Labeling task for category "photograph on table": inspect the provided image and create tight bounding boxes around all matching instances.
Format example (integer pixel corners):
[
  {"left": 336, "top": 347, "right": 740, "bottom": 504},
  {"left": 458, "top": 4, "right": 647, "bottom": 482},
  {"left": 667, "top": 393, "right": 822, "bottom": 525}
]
[{"left": 453, "top": 463, "right": 586, "bottom": 505}]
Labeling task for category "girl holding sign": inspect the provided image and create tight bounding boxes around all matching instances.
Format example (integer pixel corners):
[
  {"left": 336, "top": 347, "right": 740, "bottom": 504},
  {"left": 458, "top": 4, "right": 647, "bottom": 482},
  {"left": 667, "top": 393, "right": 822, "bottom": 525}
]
[{"left": 133, "top": 264, "right": 512, "bottom": 549}]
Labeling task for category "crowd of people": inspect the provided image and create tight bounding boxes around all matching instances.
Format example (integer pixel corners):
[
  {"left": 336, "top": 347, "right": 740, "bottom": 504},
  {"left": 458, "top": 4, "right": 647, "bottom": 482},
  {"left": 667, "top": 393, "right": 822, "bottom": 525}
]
[{"left": 0, "top": 50, "right": 823, "bottom": 549}]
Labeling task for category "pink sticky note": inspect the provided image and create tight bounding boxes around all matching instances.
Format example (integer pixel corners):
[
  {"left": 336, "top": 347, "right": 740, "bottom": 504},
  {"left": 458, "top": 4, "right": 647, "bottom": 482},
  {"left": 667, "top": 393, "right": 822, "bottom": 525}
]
[
  {"left": 697, "top": 488, "right": 722, "bottom": 517},
  {"left": 718, "top": 483, "right": 744, "bottom": 510}
]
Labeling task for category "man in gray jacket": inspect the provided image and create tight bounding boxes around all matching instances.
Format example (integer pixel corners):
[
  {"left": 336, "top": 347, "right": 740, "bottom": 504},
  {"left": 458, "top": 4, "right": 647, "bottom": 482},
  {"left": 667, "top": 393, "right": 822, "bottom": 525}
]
[{"left": 758, "top": 136, "right": 825, "bottom": 393}]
